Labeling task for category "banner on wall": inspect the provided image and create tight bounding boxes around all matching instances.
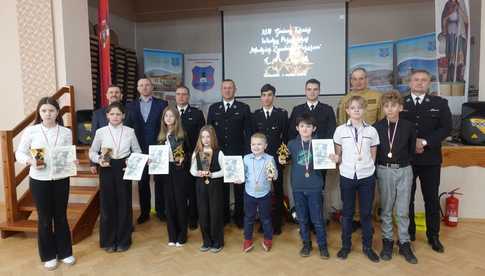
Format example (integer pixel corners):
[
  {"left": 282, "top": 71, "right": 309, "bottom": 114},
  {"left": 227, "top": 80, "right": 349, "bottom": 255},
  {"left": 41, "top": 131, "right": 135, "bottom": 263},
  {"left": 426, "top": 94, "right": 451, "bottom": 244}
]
[
  {"left": 435, "top": 0, "right": 470, "bottom": 114},
  {"left": 348, "top": 41, "right": 394, "bottom": 92},
  {"left": 184, "top": 53, "right": 222, "bottom": 115},
  {"left": 143, "top": 49, "right": 184, "bottom": 101},
  {"left": 396, "top": 33, "right": 439, "bottom": 94}
]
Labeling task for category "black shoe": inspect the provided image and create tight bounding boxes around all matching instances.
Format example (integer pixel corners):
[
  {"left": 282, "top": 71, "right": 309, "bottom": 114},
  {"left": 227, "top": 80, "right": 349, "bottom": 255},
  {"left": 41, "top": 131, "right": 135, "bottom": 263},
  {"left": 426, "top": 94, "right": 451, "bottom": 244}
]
[
  {"left": 410, "top": 232, "right": 416, "bottom": 241},
  {"left": 398, "top": 242, "right": 418, "bottom": 264},
  {"left": 137, "top": 214, "right": 150, "bottom": 224},
  {"left": 352, "top": 220, "right": 361, "bottom": 233},
  {"left": 363, "top": 247, "right": 380, "bottom": 263},
  {"left": 299, "top": 241, "right": 312, "bottom": 257},
  {"left": 104, "top": 246, "right": 116, "bottom": 253},
  {"left": 380, "top": 239, "right": 394, "bottom": 261},
  {"left": 116, "top": 245, "right": 130, "bottom": 252},
  {"left": 319, "top": 246, "right": 330, "bottom": 259},
  {"left": 427, "top": 237, "right": 444, "bottom": 253},
  {"left": 337, "top": 248, "right": 350, "bottom": 260}
]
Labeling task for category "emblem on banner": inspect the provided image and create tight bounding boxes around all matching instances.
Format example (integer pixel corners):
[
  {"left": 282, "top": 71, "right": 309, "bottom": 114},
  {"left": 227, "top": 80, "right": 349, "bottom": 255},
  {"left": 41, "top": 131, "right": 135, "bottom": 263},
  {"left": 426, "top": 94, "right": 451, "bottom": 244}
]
[{"left": 192, "top": 66, "right": 215, "bottom": 92}]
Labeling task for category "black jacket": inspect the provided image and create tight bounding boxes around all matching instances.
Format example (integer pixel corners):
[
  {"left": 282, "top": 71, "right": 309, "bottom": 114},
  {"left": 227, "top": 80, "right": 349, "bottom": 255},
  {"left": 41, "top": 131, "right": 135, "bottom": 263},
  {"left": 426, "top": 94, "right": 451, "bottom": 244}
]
[
  {"left": 180, "top": 105, "right": 205, "bottom": 154},
  {"left": 251, "top": 107, "right": 288, "bottom": 157},
  {"left": 288, "top": 102, "right": 336, "bottom": 140}
]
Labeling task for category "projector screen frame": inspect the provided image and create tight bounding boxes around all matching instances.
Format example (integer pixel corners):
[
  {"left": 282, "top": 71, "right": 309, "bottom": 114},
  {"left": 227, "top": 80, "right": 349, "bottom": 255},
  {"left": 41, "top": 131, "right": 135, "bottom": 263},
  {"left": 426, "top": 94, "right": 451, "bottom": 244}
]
[{"left": 220, "top": 2, "right": 349, "bottom": 99}]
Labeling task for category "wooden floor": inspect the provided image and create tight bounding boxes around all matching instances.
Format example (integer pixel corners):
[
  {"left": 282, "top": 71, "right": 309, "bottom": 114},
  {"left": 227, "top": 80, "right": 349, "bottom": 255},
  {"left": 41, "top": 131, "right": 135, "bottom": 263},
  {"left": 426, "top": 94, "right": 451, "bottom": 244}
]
[{"left": 1, "top": 210, "right": 484, "bottom": 276}]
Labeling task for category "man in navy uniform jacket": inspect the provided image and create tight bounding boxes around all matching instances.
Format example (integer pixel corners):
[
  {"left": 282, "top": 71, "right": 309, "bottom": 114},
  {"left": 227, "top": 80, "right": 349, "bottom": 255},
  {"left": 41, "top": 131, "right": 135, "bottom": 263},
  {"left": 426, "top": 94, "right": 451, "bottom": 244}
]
[
  {"left": 400, "top": 69, "right": 452, "bottom": 253},
  {"left": 125, "top": 78, "right": 168, "bottom": 224},
  {"left": 175, "top": 85, "right": 206, "bottom": 229},
  {"left": 207, "top": 79, "right": 252, "bottom": 228}
]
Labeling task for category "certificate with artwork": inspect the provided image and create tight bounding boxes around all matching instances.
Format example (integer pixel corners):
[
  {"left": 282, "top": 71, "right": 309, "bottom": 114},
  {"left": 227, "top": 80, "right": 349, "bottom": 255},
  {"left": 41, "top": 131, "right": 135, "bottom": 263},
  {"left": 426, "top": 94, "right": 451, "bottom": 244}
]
[
  {"left": 148, "top": 145, "right": 170, "bottom": 175},
  {"left": 50, "top": 145, "right": 77, "bottom": 179},
  {"left": 223, "top": 155, "right": 244, "bottom": 183},
  {"left": 312, "top": 139, "right": 336, "bottom": 170},
  {"left": 123, "top": 153, "right": 149, "bottom": 181}
]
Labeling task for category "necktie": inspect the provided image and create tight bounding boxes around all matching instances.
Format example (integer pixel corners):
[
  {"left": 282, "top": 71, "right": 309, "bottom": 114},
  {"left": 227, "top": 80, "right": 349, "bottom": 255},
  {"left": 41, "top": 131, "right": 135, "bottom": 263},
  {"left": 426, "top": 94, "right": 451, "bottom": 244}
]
[
  {"left": 226, "top": 103, "right": 230, "bottom": 112},
  {"left": 415, "top": 97, "right": 421, "bottom": 106},
  {"left": 266, "top": 111, "right": 270, "bottom": 119},
  {"left": 310, "top": 104, "right": 315, "bottom": 111},
  {"left": 180, "top": 108, "right": 185, "bottom": 116},
  {"left": 354, "top": 127, "right": 358, "bottom": 143}
]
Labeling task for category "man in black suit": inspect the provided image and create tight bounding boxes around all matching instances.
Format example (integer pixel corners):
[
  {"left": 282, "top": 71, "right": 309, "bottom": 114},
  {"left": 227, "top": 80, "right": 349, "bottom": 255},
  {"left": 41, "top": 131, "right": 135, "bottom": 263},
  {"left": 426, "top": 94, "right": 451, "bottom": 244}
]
[
  {"left": 207, "top": 79, "right": 252, "bottom": 228},
  {"left": 251, "top": 83, "right": 288, "bottom": 234},
  {"left": 175, "top": 85, "right": 206, "bottom": 229},
  {"left": 90, "top": 85, "right": 123, "bottom": 175},
  {"left": 400, "top": 69, "right": 452, "bottom": 253},
  {"left": 288, "top": 79, "right": 336, "bottom": 141},
  {"left": 125, "top": 78, "right": 168, "bottom": 224}
]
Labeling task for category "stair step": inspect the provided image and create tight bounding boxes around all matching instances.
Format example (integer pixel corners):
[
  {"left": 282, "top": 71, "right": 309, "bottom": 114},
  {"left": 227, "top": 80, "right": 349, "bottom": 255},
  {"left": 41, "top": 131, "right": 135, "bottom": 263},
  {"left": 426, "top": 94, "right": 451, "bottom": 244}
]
[
  {"left": 19, "top": 202, "right": 89, "bottom": 213},
  {"left": 0, "top": 219, "right": 38, "bottom": 232},
  {"left": 70, "top": 186, "right": 97, "bottom": 195},
  {"left": 73, "top": 171, "right": 98, "bottom": 178}
]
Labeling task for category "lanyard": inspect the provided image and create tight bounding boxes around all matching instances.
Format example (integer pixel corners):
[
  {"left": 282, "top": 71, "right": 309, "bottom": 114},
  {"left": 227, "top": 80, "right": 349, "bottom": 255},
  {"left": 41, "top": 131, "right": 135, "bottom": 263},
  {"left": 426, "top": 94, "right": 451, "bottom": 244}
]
[
  {"left": 301, "top": 139, "right": 311, "bottom": 177},
  {"left": 349, "top": 125, "right": 364, "bottom": 160},
  {"left": 108, "top": 125, "right": 123, "bottom": 156},
  {"left": 387, "top": 120, "right": 398, "bottom": 158},
  {"left": 252, "top": 156, "right": 266, "bottom": 185}
]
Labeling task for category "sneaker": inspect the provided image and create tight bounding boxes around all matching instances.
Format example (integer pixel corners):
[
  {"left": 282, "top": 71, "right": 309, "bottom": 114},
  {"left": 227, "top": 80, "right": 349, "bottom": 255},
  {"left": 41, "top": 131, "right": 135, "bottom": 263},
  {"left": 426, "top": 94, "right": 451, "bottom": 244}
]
[
  {"left": 398, "top": 242, "right": 418, "bottom": 264},
  {"left": 200, "top": 244, "right": 210, "bottom": 252},
  {"left": 175, "top": 242, "right": 185, "bottom": 247},
  {"left": 61, "top": 256, "right": 76, "bottom": 265},
  {"left": 116, "top": 245, "right": 130, "bottom": 252},
  {"left": 363, "top": 247, "right": 380, "bottom": 263},
  {"left": 319, "top": 246, "right": 330, "bottom": 259},
  {"left": 262, "top": 240, "right": 272, "bottom": 252},
  {"left": 104, "top": 246, "right": 116, "bottom": 253},
  {"left": 243, "top": 240, "right": 254, "bottom": 253},
  {"left": 299, "top": 241, "right": 312, "bottom": 257},
  {"left": 44, "top": 259, "right": 58, "bottom": 271},
  {"left": 337, "top": 248, "right": 350, "bottom": 260},
  {"left": 168, "top": 242, "right": 176, "bottom": 247},
  {"left": 210, "top": 246, "right": 223, "bottom": 253},
  {"left": 380, "top": 239, "right": 394, "bottom": 261}
]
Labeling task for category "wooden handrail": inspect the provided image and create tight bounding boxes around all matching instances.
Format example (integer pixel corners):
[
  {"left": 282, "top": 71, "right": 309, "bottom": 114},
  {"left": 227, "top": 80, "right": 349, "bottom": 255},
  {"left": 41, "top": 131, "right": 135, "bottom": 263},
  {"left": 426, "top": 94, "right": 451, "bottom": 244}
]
[{"left": 1, "top": 85, "right": 76, "bottom": 223}]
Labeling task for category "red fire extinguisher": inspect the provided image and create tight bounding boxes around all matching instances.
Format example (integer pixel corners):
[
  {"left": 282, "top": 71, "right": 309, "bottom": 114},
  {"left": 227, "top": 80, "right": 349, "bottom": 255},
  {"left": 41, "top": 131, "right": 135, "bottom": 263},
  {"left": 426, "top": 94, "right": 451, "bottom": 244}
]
[{"left": 439, "top": 188, "right": 463, "bottom": 227}]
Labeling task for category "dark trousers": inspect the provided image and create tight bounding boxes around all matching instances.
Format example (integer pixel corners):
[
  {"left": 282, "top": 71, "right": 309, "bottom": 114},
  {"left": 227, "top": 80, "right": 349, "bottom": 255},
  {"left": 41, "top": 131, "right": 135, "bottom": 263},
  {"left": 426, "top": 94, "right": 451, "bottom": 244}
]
[
  {"left": 139, "top": 166, "right": 164, "bottom": 218},
  {"left": 196, "top": 177, "right": 224, "bottom": 248},
  {"left": 187, "top": 174, "right": 198, "bottom": 224},
  {"left": 293, "top": 191, "right": 327, "bottom": 247},
  {"left": 223, "top": 182, "right": 244, "bottom": 224},
  {"left": 271, "top": 164, "right": 284, "bottom": 232},
  {"left": 99, "top": 159, "right": 133, "bottom": 248},
  {"left": 244, "top": 192, "right": 273, "bottom": 241},
  {"left": 340, "top": 174, "right": 375, "bottom": 249},
  {"left": 30, "top": 178, "right": 72, "bottom": 262},
  {"left": 160, "top": 163, "right": 188, "bottom": 243},
  {"left": 409, "top": 165, "right": 441, "bottom": 239}
]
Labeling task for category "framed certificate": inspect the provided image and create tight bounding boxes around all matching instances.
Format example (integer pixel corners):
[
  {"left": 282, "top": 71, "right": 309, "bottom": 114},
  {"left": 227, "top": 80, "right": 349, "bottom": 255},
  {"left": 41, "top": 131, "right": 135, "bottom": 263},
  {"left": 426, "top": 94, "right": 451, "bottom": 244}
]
[
  {"left": 223, "top": 155, "right": 245, "bottom": 183},
  {"left": 312, "top": 139, "right": 336, "bottom": 170}
]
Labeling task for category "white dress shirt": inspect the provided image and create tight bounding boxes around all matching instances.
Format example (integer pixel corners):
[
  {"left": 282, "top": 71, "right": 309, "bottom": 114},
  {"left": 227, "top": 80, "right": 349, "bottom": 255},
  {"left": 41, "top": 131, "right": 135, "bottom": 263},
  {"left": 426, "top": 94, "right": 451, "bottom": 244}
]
[
  {"left": 177, "top": 105, "right": 188, "bottom": 115},
  {"left": 190, "top": 151, "right": 225, "bottom": 179},
  {"left": 411, "top": 93, "right": 425, "bottom": 105},
  {"left": 89, "top": 123, "right": 141, "bottom": 163},
  {"left": 16, "top": 124, "right": 73, "bottom": 181},
  {"left": 333, "top": 120, "right": 380, "bottom": 179},
  {"left": 306, "top": 101, "right": 319, "bottom": 110},
  {"left": 262, "top": 106, "right": 273, "bottom": 118},
  {"left": 223, "top": 99, "right": 235, "bottom": 111}
]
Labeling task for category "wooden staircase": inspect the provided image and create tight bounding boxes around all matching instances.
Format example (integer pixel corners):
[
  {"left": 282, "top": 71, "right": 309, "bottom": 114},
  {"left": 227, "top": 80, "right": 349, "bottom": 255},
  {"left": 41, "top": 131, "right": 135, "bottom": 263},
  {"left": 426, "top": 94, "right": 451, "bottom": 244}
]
[{"left": 0, "top": 86, "right": 100, "bottom": 244}]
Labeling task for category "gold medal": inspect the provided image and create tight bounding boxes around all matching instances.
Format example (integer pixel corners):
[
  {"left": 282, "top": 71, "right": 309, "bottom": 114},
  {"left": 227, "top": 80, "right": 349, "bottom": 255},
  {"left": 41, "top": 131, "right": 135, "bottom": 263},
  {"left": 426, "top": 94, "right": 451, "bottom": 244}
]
[
  {"left": 305, "top": 172, "right": 310, "bottom": 178},
  {"left": 387, "top": 152, "right": 393, "bottom": 158},
  {"left": 387, "top": 120, "right": 398, "bottom": 160}
]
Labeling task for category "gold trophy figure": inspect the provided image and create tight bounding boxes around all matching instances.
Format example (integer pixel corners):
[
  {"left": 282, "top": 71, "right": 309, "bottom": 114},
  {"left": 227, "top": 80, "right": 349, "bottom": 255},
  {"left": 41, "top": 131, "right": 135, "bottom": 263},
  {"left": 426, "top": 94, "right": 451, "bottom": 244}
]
[
  {"left": 173, "top": 144, "right": 185, "bottom": 166},
  {"left": 266, "top": 161, "right": 276, "bottom": 181},
  {"left": 100, "top": 147, "right": 112, "bottom": 167},
  {"left": 30, "top": 148, "right": 46, "bottom": 169},
  {"left": 200, "top": 151, "right": 212, "bottom": 184},
  {"left": 277, "top": 143, "right": 290, "bottom": 165}
]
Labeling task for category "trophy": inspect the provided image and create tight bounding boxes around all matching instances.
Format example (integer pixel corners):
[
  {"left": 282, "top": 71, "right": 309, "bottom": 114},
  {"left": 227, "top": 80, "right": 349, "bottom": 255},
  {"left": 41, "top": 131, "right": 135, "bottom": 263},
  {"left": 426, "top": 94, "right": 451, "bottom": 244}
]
[
  {"left": 200, "top": 151, "right": 212, "bottom": 184},
  {"left": 173, "top": 144, "right": 185, "bottom": 165},
  {"left": 265, "top": 161, "right": 276, "bottom": 181},
  {"left": 100, "top": 147, "right": 112, "bottom": 166},
  {"left": 277, "top": 143, "right": 290, "bottom": 165},
  {"left": 30, "top": 148, "right": 45, "bottom": 168}
]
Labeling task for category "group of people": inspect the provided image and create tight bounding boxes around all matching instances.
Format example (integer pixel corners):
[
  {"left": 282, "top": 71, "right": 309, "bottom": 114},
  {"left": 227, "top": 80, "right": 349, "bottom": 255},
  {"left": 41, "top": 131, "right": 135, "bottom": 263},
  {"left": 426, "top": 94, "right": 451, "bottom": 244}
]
[{"left": 16, "top": 67, "right": 452, "bottom": 271}]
